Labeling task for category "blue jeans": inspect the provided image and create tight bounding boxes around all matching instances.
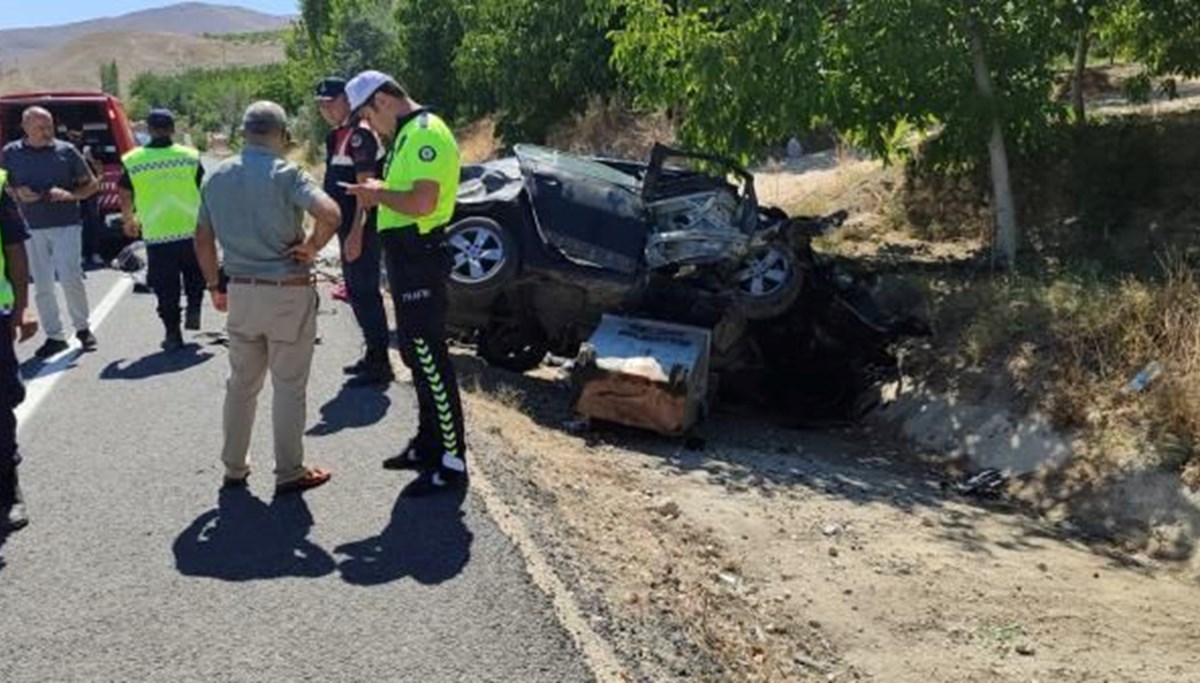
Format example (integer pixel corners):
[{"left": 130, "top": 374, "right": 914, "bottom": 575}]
[
  {"left": 0, "top": 313, "right": 23, "bottom": 470},
  {"left": 340, "top": 223, "right": 390, "bottom": 353}
]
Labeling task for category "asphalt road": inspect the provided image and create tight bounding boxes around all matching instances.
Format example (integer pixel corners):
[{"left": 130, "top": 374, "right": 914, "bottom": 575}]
[{"left": 0, "top": 268, "right": 596, "bottom": 683}]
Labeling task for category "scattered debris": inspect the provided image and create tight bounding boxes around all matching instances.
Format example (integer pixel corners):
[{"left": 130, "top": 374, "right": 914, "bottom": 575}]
[
  {"left": 1015, "top": 643, "right": 1036, "bottom": 656},
  {"left": 1123, "top": 361, "right": 1164, "bottom": 394},
  {"left": 952, "top": 469, "right": 1008, "bottom": 498}
]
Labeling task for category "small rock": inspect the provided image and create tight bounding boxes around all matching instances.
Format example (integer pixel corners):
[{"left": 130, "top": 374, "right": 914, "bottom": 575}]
[
  {"left": 822, "top": 523, "right": 842, "bottom": 537},
  {"left": 828, "top": 547, "right": 840, "bottom": 558},
  {"left": 1015, "top": 643, "right": 1036, "bottom": 656},
  {"left": 718, "top": 571, "right": 742, "bottom": 587},
  {"left": 649, "top": 499, "right": 682, "bottom": 519},
  {"left": 1037, "top": 562, "right": 1049, "bottom": 572}
]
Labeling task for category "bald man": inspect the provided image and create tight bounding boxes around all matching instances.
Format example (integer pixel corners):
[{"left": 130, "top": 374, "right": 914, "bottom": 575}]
[{"left": 1, "top": 107, "right": 100, "bottom": 359}]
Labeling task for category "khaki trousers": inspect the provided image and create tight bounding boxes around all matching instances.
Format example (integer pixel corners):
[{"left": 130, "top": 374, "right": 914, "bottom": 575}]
[{"left": 221, "top": 283, "right": 318, "bottom": 486}]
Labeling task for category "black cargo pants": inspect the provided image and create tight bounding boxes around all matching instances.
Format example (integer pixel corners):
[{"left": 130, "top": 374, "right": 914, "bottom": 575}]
[
  {"left": 380, "top": 228, "right": 467, "bottom": 477},
  {"left": 147, "top": 239, "right": 205, "bottom": 330},
  {"left": 1, "top": 313, "right": 24, "bottom": 473}
]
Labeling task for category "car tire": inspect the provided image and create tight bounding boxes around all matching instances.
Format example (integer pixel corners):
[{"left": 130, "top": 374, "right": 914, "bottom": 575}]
[
  {"left": 477, "top": 319, "right": 550, "bottom": 374},
  {"left": 734, "top": 245, "right": 803, "bottom": 321},
  {"left": 446, "top": 216, "right": 519, "bottom": 293}
]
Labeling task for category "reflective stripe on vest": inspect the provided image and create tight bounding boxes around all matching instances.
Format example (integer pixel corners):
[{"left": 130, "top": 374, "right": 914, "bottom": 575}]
[
  {"left": 121, "top": 144, "right": 202, "bottom": 243},
  {"left": 0, "top": 169, "right": 12, "bottom": 309},
  {"left": 377, "top": 112, "right": 460, "bottom": 235}
]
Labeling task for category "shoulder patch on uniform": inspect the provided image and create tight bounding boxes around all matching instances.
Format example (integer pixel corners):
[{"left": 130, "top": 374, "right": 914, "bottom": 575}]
[
  {"left": 350, "top": 133, "right": 363, "bottom": 148},
  {"left": 419, "top": 145, "right": 437, "bottom": 162}
]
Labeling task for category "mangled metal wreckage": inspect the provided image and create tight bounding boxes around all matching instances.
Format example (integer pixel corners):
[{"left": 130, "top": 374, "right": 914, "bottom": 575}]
[{"left": 446, "top": 143, "right": 927, "bottom": 434}]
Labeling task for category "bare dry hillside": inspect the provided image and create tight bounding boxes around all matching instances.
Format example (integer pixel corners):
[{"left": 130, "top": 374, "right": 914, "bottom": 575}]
[
  {"left": 0, "top": 31, "right": 285, "bottom": 95},
  {"left": 0, "top": 2, "right": 290, "bottom": 64}
]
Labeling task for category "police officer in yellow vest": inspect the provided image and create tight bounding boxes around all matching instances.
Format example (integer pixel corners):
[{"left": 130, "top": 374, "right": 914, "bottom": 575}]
[
  {"left": 118, "top": 109, "right": 207, "bottom": 351},
  {"left": 344, "top": 71, "right": 467, "bottom": 497},
  {"left": 1, "top": 167, "right": 39, "bottom": 532}
]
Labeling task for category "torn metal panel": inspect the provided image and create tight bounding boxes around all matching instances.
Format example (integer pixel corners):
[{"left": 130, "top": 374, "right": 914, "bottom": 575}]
[{"left": 572, "top": 315, "right": 712, "bottom": 435}]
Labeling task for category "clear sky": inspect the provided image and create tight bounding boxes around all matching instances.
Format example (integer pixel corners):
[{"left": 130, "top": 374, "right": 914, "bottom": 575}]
[{"left": 0, "top": 0, "right": 297, "bottom": 30}]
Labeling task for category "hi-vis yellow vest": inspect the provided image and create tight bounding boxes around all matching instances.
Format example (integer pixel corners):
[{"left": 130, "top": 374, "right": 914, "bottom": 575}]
[
  {"left": 0, "top": 169, "right": 13, "bottom": 309},
  {"left": 121, "top": 144, "right": 202, "bottom": 243},
  {"left": 378, "top": 112, "right": 460, "bottom": 235}
]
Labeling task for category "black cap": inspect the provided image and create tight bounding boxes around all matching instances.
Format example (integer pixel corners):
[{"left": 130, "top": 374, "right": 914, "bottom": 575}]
[
  {"left": 147, "top": 108, "right": 175, "bottom": 129},
  {"left": 315, "top": 77, "right": 347, "bottom": 101}
]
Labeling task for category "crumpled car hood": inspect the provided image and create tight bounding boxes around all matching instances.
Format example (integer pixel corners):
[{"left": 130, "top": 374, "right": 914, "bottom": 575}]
[{"left": 457, "top": 158, "right": 524, "bottom": 205}]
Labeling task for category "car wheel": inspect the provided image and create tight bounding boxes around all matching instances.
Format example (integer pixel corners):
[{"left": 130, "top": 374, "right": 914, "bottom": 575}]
[
  {"left": 477, "top": 319, "right": 550, "bottom": 373},
  {"left": 734, "top": 245, "right": 803, "bottom": 320},
  {"left": 446, "top": 216, "right": 519, "bottom": 292}
]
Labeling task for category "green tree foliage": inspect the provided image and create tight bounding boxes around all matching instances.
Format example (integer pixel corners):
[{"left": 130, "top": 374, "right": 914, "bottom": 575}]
[
  {"left": 1098, "top": 0, "right": 1200, "bottom": 77},
  {"left": 456, "top": 0, "right": 616, "bottom": 142},
  {"left": 100, "top": 60, "right": 121, "bottom": 97},
  {"left": 395, "top": 0, "right": 464, "bottom": 116},
  {"left": 130, "top": 64, "right": 300, "bottom": 137}
]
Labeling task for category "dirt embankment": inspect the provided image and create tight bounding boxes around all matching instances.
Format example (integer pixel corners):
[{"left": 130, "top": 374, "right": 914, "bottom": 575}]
[{"left": 451, "top": 353, "right": 1200, "bottom": 683}]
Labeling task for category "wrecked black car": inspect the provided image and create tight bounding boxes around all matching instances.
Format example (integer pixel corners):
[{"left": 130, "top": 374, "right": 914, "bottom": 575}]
[{"left": 447, "top": 143, "right": 926, "bottom": 418}]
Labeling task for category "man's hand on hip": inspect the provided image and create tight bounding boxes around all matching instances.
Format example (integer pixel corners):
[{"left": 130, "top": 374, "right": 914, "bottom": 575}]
[
  {"left": 287, "top": 238, "right": 320, "bottom": 264},
  {"left": 123, "top": 217, "right": 142, "bottom": 239},
  {"left": 211, "top": 290, "right": 228, "bottom": 313}
]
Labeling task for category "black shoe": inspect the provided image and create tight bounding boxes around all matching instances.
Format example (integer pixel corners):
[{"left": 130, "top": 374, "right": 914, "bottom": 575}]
[
  {"left": 185, "top": 309, "right": 202, "bottom": 331},
  {"left": 76, "top": 329, "right": 97, "bottom": 351},
  {"left": 34, "top": 338, "right": 69, "bottom": 359},
  {"left": 161, "top": 328, "right": 184, "bottom": 352},
  {"left": 402, "top": 469, "right": 469, "bottom": 498},
  {"left": 346, "top": 358, "right": 395, "bottom": 387},
  {"left": 382, "top": 440, "right": 434, "bottom": 471},
  {"left": 0, "top": 470, "right": 28, "bottom": 533},
  {"left": 222, "top": 475, "right": 249, "bottom": 490},
  {"left": 343, "top": 354, "right": 370, "bottom": 376}
]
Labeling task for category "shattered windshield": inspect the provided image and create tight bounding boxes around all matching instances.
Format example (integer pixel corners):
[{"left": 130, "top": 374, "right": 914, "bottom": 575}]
[{"left": 514, "top": 144, "right": 642, "bottom": 191}]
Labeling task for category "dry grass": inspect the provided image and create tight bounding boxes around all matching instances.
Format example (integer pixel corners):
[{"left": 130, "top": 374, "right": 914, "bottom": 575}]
[
  {"left": 913, "top": 258, "right": 1200, "bottom": 479},
  {"left": 545, "top": 96, "right": 676, "bottom": 159},
  {"left": 457, "top": 116, "right": 501, "bottom": 164}
]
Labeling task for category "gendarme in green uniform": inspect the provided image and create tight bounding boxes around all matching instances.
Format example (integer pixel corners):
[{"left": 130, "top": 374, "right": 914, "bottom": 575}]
[
  {"left": 378, "top": 110, "right": 460, "bottom": 234},
  {"left": 0, "top": 169, "right": 12, "bottom": 309},
  {"left": 121, "top": 144, "right": 202, "bottom": 243}
]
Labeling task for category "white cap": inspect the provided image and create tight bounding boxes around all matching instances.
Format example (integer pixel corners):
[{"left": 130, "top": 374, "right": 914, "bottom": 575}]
[{"left": 346, "top": 70, "right": 399, "bottom": 113}]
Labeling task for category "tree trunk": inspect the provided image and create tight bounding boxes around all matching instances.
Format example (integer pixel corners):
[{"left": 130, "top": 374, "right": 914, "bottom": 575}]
[
  {"left": 1071, "top": 24, "right": 1092, "bottom": 125},
  {"left": 967, "top": 19, "right": 1019, "bottom": 268}
]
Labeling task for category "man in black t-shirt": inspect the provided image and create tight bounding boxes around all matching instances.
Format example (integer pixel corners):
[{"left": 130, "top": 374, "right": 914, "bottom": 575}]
[{"left": 316, "top": 77, "right": 392, "bottom": 385}]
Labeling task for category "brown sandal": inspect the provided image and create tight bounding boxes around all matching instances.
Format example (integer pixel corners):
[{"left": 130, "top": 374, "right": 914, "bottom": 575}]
[{"left": 275, "top": 467, "right": 332, "bottom": 495}]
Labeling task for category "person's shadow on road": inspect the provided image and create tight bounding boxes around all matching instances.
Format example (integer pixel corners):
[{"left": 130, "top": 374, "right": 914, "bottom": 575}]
[
  {"left": 335, "top": 484, "right": 472, "bottom": 586},
  {"left": 307, "top": 382, "right": 391, "bottom": 437},
  {"left": 101, "top": 345, "right": 214, "bottom": 381},
  {"left": 172, "top": 488, "right": 335, "bottom": 581}
]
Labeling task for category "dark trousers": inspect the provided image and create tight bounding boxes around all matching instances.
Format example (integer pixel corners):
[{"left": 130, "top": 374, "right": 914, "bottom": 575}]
[
  {"left": 147, "top": 239, "right": 204, "bottom": 329},
  {"left": 339, "top": 222, "right": 390, "bottom": 353},
  {"left": 381, "top": 229, "right": 467, "bottom": 475},
  {"left": 80, "top": 197, "right": 101, "bottom": 259},
  {"left": 1, "top": 313, "right": 23, "bottom": 471}
]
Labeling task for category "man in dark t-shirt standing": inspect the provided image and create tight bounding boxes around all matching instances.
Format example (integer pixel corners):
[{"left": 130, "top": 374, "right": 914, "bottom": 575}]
[
  {"left": 1, "top": 106, "right": 99, "bottom": 359},
  {"left": 316, "top": 77, "right": 392, "bottom": 386}
]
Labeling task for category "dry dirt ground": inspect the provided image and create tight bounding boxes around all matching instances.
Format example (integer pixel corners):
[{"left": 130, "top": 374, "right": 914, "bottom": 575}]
[{"left": 442, "top": 354, "right": 1200, "bottom": 683}]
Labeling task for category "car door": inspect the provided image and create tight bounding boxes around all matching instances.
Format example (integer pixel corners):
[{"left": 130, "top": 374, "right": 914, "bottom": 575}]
[{"left": 518, "top": 147, "right": 649, "bottom": 276}]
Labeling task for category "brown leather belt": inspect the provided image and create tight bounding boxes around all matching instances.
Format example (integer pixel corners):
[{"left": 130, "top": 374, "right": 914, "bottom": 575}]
[{"left": 229, "top": 275, "right": 315, "bottom": 287}]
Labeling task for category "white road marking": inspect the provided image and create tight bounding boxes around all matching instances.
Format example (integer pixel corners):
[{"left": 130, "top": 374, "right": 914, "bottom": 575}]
[{"left": 15, "top": 277, "right": 133, "bottom": 434}]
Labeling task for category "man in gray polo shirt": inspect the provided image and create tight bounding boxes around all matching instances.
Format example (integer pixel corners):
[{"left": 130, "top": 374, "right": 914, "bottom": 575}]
[
  {"left": 1, "top": 106, "right": 100, "bottom": 359},
  {"left": 194, "top": 101, "right": 342, "bottom": 495}
]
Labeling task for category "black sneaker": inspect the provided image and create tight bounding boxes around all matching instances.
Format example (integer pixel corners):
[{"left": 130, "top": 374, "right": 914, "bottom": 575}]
[
  {"left": 382, "top": 439, "right": 434, "bottom": 471},
  {"left": 185, "top": 309, "right": 202, "bottom": 331},
  {"left": 34, "top": 338, "right": 69, "bottom": 359},
  {"left": 161, "top": 328, "right": 184, "bottom": 352},
  {"left": 343, "top": 355, "right": 369, "bottom": 376},
  {"left": 76, "top": 329, "right": 97, "bottom": 351},
  {"left": 0, "top": 471, "right": 28, "bottom": 533},
  {"left": 346, "top": 355, "right": 394, "bottom": 387},
  {"left": 402, "top": 470, "right": 469, "bottom": 498}
]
